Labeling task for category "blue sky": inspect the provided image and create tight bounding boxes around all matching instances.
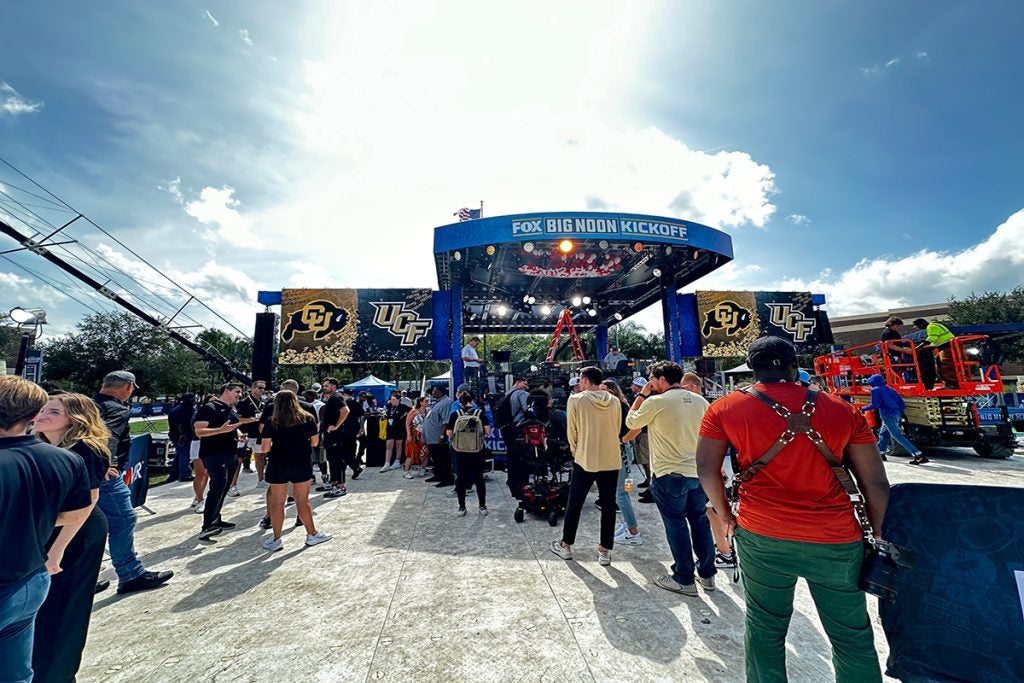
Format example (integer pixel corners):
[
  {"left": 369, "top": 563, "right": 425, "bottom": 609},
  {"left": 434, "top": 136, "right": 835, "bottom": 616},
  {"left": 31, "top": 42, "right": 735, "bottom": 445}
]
[{"left": 1, "top": 1, "right": 1023, "bottom": 337}]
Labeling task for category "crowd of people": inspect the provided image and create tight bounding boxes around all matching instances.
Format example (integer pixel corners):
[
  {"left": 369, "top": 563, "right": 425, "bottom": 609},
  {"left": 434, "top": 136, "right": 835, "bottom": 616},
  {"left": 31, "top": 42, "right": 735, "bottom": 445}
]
[{"left": 2, "top": 331, "right": 899, "bottom": 681}]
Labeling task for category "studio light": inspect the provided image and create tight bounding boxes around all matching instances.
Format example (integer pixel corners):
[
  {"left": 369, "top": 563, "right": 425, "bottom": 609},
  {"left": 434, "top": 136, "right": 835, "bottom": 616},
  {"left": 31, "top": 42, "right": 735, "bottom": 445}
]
[
  {"left": 582, "top": 296, "right": 592, "bottom": 305},
  {"left": 571, "top": 296, "right": 583, "bottom": 307},
  {"left": 8, "top": 307, "right": 37, "bottom": 324},
  {"left": 496, "top": 304, "right": 509, "bottom": 317},
  {"left": 540, "top": 305, "right": 552, "bottom": 316},
  {"left": 558, "top": 239, "right": 575, "bottom": 254},
  {"left": 527, "top": 295, "right": 536, "bottom": 305},
  {"left": 652, "top": 268, "right": 662, "bottom": 278},
  {"left": 453, "top": 251, "right": 462, "bottom": 261},
  {"left": 523, "top": 242, "right": 535, "bottom": 253},
  {"left": 587, "top": 308, "right": 598, "bottom": 317},
  {"left": 485, "top": 245, "right": 496, "bottom": 256}
]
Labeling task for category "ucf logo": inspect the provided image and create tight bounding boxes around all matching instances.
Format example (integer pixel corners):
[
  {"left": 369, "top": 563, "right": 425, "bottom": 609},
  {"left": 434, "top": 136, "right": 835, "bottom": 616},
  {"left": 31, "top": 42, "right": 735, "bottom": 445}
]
[
  {"left": 371, "top": 302, "right": 432, "bottom": 346},
  {"left": 282, "top": 300, "right": 349, "bottom": 342},
  {"left": 765, "top": 303, "right": 816, "bottom": 343},
  {"left": 702, "top": 301, "right": 752, "bottom": 337}
]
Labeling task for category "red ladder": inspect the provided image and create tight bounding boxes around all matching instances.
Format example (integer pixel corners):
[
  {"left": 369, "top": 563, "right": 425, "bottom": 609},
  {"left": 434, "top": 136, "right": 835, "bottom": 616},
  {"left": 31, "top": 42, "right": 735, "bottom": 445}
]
[{"left": 546, "top": 308, "right": 586, "bottom": 362}]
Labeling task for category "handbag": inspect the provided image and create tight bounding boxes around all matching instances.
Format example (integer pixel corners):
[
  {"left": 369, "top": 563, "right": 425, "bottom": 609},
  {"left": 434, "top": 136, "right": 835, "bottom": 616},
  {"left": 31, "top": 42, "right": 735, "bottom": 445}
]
[{"left": 735, "top": 386, "right": 915, "bottom": 600}]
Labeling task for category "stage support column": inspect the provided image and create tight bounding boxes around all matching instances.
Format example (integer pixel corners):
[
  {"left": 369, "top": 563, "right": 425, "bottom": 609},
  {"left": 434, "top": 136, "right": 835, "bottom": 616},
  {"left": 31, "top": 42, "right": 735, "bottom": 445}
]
[
  {"left": 450, "top": 284, "right": 464, "bottom": 391},
  {"left": 677, "top": 293, "right": 701, "bottom": 357},
  {"left": 595, "top": 325, "right": 609, "bottom": 363},
  {"left": 661, "top": 287, "right": 682, "bottom": 362}
]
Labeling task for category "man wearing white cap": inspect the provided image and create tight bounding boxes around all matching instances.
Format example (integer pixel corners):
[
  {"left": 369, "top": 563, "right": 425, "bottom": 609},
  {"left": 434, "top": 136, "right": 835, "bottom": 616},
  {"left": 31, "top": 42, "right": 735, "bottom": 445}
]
[{"left": 93, "top": 371, "right": 174, "bottom": 594}]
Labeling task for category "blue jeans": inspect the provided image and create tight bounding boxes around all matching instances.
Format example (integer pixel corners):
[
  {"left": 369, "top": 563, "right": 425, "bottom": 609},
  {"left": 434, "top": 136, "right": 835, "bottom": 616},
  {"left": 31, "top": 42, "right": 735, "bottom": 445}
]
[
  {"left": 171, "top": 439, "right": 192, "bottom": 480},
  {"left": 0, "top": 569, "right": 50, "bottom": 683},
  {"left": 97, "top": 477, "right": 146, "bottom": 583},
  {"left": 877, "top": 413, "right": 919, "bottom": 456},
  {"left": 650, "top": 474, "right": 717, "bottom": 585},
  {"left": 615, "top": 443, "right": 639, "bottom": 530}
]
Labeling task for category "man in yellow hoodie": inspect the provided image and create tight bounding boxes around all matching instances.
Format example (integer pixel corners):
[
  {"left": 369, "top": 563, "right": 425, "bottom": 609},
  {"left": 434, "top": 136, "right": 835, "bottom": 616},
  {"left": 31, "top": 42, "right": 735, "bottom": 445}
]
[
  {"left": 626, "top": 360, "right": 716, "bottom": 596},
  {"left": 550, "top": 366, "right": 623, "bottom": 566}
]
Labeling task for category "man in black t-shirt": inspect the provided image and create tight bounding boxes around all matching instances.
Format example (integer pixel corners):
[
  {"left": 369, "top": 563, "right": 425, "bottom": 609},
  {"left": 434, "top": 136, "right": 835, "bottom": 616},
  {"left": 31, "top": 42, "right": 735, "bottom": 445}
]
[
  {"left": 319, "top": 378, "right": 358, "bottom": 498},
  {"left": 194, "top": 383, "right": 257, "bottom": 540},
  {"left": 236, "top": 381, "right": 266, "bottom": 483},
  {"left": 0, "top": 376, "right": 92, "bottom": 682},
  {"left": 340, "top": 388, "right": 365, "bottom": 476}
]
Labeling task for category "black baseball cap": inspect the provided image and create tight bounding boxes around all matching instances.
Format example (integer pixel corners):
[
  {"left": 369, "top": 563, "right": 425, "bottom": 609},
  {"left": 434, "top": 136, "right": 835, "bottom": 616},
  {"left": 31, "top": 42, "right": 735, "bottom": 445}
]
[{"left": 747, "top": 336, "right": 797, "bottom": 370}]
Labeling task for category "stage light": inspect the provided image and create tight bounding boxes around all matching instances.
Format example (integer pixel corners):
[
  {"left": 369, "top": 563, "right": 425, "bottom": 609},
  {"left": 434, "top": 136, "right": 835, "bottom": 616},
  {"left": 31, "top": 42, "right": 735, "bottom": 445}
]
[
  {"left": 558, "top": 239, "right": 574, "bottom": 254},
  {"left": 966, "top": 346, "right": 981, "bottom": 356},
  {"left": 582, "top": 296, "right": 592, "bottom": 305},
  {"left": 540, "top": 305, "right": 552, "bottom": 316},
  {"left": 571, "top": 296, "right": 583, "bottom": 307},
  {"left": 523, "top": 294, "right": 530, "bottom": 303},
  {"left": 453, "top": 251, "right": 462, "bottom": 261},
  {"left": 523, "top": 242, "right": 535, "bottom": 253},
  {"left": 652, "top": 268, "right": 662, "bottom": 278},
  {"left": 527, "top": 295, "right": 536, "bottom": 305},
  {"left": 496, "top": 304, "right": 508, "bottom": 317},
  {"left": 665, "top": 246, "right": 673, "bottom": 255},
  {"left": 8, "top": 307, "right": 38, "bottom": 325},
  {"left": 587, "top": 308, "right": 598, "bottom": 317},
  {"left": 598, "top": 240, "right": 609, "bottom": 250},
  {"left": 693, "top": 250, "right": 701, "bottom": 260},
  {"left": 632, "top": 243, "right": 644, "bottom": 253},
  {"left": 614, "top": 312, "right": 623, "bottom": 321},
  {"left": 485, "top": 245, "right": 496, "bottom": 256}
]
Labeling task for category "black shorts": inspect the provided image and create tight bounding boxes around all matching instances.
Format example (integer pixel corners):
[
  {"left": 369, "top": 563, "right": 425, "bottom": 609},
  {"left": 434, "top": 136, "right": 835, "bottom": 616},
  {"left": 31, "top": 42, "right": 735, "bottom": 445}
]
[{"left": 265, "top": 463, "right": 314, "bottom": 485}]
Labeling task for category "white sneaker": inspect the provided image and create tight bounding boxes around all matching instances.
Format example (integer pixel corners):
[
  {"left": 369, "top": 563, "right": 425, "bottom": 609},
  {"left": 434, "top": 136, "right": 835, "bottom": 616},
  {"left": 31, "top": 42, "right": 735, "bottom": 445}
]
[
  {"left": 598, "top": 548, "right": 611, "bottom": 566},
  {"left": 227, "top": 487, "right": 240, "bottom": 497},
  {"left": 456, "top": 508, "right": 467, "bottom": 517},
  {"left": 380, "top": 465, "right": 390, "bottom": 473},
  {"left": 614, "top": 522, "right": 628, "bottom": 536},
  {"left": 189, "top": 498, "right": 200, "bottom": 509},
  {"left": 416, "top": 469, "right": 426, "bottom": 478},
  {"left": 614, "top": 530, "right": 644, "bottom": 546},
  {"left": 194, "top": 500, "right": 205, "bottom": 513},
  {"left": 479, "top": 507, "right": 488, "bottom": 516},
  {"left": 549, "top": 540, "right": 573, "bottom": 560},
  {"left": 305, "top": 532, "right": 332, "bottom": 546},
  {"left": 262, "top": 537, "right": 283, "bottom": 552},
  {"left": 403, "top": 471, "right": 415, "bottom": 479},
  {"left": 389, "top": 462, "right": 403, "bottom": 470},
  {"left": 257, "top": 480, "right": 270, "bottom": 489}
]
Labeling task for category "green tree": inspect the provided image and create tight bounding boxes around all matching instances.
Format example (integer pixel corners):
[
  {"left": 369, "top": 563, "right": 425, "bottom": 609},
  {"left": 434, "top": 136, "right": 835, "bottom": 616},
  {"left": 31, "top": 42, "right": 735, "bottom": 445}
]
[{"left": 947, "top": 287, "right": 1024, "bottom": 361}]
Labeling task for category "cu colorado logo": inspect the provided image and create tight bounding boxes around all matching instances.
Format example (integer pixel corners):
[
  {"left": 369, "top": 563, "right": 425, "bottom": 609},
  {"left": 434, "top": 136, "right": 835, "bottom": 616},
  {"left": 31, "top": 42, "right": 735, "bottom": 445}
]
[
  {"left": 765, "top": 303, "right": 817, "bottom": 342},
  {"left": 371, "top": 302, "right": 432, "bottom": 346},
  {"left": 282, "top": 300, "right": 350, "bottom": 342},
  {"left": 702, "top": 301, "right": 753, "bottom": 337}
]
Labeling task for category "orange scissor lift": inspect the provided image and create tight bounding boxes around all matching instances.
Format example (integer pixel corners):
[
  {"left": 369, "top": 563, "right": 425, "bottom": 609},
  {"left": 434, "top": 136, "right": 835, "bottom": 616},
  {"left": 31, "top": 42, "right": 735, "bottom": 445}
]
[{"left": 814, "top": 335, "right": 1017, "bottom": 458}]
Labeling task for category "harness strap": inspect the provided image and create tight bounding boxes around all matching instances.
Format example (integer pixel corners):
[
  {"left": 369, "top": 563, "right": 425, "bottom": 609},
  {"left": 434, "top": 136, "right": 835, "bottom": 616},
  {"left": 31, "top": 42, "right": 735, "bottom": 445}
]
[{"left": 733, "top": 385, "right": 875, "bottom": 538}]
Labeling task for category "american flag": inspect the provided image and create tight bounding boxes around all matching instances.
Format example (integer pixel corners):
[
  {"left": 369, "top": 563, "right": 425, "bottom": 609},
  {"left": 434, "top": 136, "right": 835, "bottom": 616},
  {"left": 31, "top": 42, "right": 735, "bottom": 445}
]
[{"left": 454, "top": 207, "right": 481, "bottom": 221}]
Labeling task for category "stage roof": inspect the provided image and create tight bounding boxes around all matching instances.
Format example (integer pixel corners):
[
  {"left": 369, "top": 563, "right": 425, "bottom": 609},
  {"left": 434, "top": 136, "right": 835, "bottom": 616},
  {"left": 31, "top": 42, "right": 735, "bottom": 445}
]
[{"left": 434, "top": 211, "right": 734, "bottom": 333}]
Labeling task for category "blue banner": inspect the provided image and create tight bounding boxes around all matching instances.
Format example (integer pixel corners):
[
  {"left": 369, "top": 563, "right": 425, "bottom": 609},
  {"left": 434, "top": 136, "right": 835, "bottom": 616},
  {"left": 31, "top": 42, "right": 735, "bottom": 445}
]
[{"left": 123, "top": 434, "right": 151, "bottom": 508}]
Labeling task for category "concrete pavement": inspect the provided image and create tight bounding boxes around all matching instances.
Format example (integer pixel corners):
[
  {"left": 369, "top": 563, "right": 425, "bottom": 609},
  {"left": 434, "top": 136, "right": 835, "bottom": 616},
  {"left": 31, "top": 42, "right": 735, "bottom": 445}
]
[{"left": 79, "top": 447, "right": 1024, "bottom": 682}]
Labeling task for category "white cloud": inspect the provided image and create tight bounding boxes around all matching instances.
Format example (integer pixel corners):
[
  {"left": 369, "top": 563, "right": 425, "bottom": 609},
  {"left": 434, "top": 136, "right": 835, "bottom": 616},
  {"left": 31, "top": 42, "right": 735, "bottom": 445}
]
[
  {"left": 239, "top": 29, "right": 253, "bottom": 46},
  {"left": 787, "top": 214, "right": 810, "bottom": 226},
  {"left": 860, "top": 57, "right": 901, "bottom": 77},
  {"left": 0, "top": 82, "right": 42, "bottom": 116},
  {"left": 184, "top": 186, "right": 256, "bottom": 247},
  {"left": 204, "top": 10, "right": 219, "bottom": 27},
  {"left": 773, "top": 209, "right": 1024, "bottom": 316},
  {"left": 916, "top": 51, "right": 928, "bottom": 59},
  {"left": 0, "top": 271, "right": 33, "bottom": 289},
  {"left": 158, "top": 177, "right": 183, "bottom": 204}
]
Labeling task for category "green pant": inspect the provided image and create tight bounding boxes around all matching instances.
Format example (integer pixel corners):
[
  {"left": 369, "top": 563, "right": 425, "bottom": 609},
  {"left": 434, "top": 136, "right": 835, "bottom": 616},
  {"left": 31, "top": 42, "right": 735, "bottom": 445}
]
[{"left": 735, "top": 527, "right": 881, "bottom": 683}]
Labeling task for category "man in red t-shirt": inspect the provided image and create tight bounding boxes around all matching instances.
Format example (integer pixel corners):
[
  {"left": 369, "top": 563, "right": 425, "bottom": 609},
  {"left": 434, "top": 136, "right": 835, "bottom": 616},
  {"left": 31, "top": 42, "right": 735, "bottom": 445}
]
[{"left": 696, "top": 336, "right": 890, "bottom": 683}]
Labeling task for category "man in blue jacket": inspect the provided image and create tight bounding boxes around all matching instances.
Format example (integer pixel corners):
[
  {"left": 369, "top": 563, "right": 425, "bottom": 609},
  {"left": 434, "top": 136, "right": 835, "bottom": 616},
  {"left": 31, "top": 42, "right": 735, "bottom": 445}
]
[{"left": 860, "top": 374, "right": 928, "bottom": 465}]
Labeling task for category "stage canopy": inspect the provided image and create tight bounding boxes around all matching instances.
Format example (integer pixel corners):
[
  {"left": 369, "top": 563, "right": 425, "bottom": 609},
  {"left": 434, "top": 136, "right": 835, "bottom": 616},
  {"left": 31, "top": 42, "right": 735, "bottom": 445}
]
[
  {"left": 433, "top": 211, "right": 734, "bottom": 334},
  {"left": 345, "top": 374, "right": 396, "bottom": 404}
]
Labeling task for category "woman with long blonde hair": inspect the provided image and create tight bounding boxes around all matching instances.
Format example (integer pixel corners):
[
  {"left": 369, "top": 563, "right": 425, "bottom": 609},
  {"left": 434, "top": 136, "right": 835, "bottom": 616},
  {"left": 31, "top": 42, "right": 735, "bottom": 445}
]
[
  {"left": 31, "top": 392, "right": 112, "bottom": 681},
  {"left": 260, "top": 390, "right": 331, "bottom": 551}
]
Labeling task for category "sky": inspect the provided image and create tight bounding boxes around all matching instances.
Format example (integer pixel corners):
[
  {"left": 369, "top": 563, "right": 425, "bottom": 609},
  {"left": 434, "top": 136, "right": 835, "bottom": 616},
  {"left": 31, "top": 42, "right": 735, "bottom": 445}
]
[{"left": 1, "top": 0, "right": 1023, "bottom": 340}]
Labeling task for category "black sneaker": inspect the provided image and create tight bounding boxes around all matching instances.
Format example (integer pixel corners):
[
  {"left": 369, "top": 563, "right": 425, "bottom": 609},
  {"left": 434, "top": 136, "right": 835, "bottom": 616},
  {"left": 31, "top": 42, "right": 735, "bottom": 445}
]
[
  {"left": 94, "top": 580, "right": 111, "bottom": 594},
  {"left": 424, "top": 476, "right": 439, "bottom": 483},
  {"left": 315, "top": 484, "right": 333, "bottom": 492},
  {"left": 294, "top": 517, "right": 305, "bottom": 527},
  {"left": 638, "top": 480, "right": 650, "bottom": 489},
  {"left": 258, "top": 516, "right": 272, "bottom": 530},
  {"left": 116, "top": 570, "right": 174, "bottom": 594},
  {"left": 215, "top": 521, "right": 236, "bottom": 529},
  {"left": 198, "top": 526, "right": 223, "bottom": 541},
  {"left": 637, "top": 491, "right": 655, "bottom": 504},
  {"left": 352, "top": 467, "right": 363, "bottom": 480}
]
